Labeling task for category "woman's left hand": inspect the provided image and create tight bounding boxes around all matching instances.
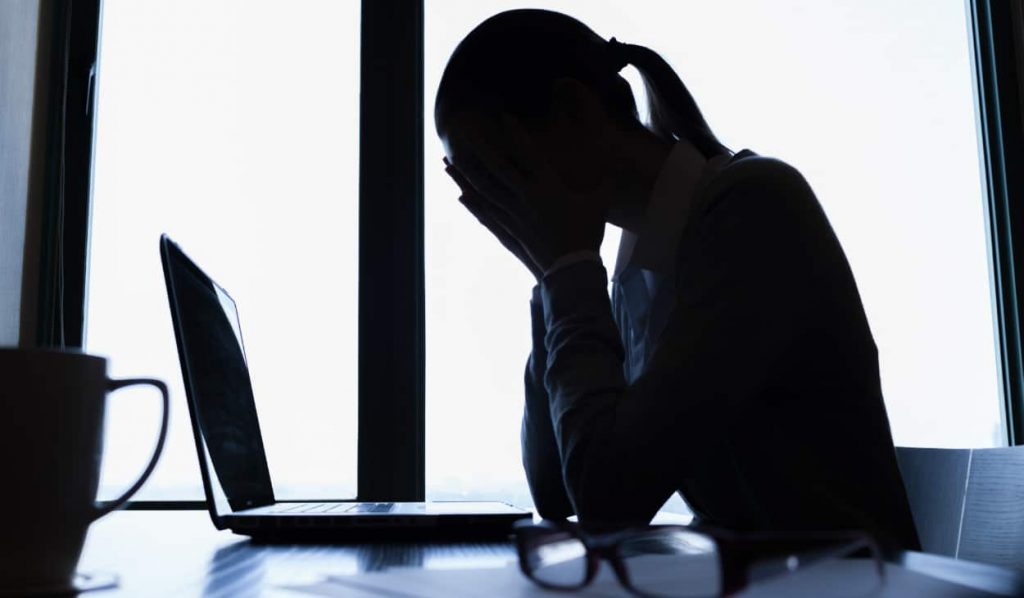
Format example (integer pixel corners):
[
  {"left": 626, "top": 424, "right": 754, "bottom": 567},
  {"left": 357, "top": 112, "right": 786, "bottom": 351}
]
[{"left": 454, "top": 113, "right": 608, "bottom": 274}]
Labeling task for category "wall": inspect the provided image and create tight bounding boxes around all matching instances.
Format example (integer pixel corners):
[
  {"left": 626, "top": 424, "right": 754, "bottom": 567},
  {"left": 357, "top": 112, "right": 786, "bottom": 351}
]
[{"left": 0, "top": 0, "right": 47, "bottom": 346}]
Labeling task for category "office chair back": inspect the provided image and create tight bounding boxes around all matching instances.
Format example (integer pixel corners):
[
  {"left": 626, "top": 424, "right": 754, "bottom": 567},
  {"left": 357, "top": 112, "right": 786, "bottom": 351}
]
[{"left": 897, "top": 446, "right": 1024, "bottom": 570}]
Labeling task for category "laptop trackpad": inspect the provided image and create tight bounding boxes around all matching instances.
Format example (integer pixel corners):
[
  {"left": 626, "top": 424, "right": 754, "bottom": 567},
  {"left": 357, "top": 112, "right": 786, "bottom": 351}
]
[{"left": 345, "top": 502, "right": 395, "bottom": 514}]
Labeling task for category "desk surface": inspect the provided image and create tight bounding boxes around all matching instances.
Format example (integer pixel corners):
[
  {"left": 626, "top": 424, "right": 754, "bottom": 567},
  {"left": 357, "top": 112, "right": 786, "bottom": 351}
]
[
  {"left": 80, "top": 511, "right": 518, "bottom": 597},
  {"left": 78, "top": 511, "right": 1024, "bottom": 597}
]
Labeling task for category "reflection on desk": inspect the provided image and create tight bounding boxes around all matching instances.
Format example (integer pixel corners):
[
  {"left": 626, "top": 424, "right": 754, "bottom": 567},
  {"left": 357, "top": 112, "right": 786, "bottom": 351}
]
[
  {"left": 80, "top": 511, "right": 517, "bottom": 596},
  {"left": 78, "top": 512, "right": 1024, "bottom": 597}
]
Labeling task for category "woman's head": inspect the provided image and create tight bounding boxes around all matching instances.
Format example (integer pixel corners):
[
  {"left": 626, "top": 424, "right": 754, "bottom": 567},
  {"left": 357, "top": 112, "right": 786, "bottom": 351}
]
[{"left": 435, "top": 9, "right": 729, "bottom": 192}]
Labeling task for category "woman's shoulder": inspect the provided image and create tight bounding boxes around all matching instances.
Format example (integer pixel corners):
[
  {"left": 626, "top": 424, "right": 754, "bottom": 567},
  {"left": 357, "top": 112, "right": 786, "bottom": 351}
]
[
  {"left": 715, "top": 150, "right": 810, "bottom": 196},
  {"left": 696, "top": 150, "right": 818, "bottom": 221}
]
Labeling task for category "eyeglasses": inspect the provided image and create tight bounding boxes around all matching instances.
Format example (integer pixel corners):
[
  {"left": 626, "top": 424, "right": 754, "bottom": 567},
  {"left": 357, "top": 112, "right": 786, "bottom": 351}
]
[{"left": 513, "top": 519, "right": 885, "bottom": 597}]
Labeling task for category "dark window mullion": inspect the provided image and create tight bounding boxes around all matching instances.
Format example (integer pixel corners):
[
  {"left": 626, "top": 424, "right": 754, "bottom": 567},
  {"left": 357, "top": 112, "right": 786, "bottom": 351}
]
[
  {"left": 38, "top": 1, "right": 426, "bottom": 507},
  {"left": 357, "top": 0, "right": 426, "bottom": 501},
  {"left": 971, "top": 0, "right": 1024, "bottom": 444},
  {"left": 33, "top": 0, "right": 101, "bottom": 349}
]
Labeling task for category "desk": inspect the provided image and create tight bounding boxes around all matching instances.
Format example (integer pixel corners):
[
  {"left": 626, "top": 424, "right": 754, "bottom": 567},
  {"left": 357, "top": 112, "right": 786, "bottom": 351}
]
[
  {"left": 80, "top": 511, "right": 516, "bottom": 596},
  {"left": 79, "top": 511, "right": 1024, "bottom": 597}
]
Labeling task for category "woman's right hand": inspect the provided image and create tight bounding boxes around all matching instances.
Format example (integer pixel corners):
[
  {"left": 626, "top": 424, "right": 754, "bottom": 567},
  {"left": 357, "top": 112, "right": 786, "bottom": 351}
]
[{"left": 444, "top": 157, "right": 544, "bottom": 282}]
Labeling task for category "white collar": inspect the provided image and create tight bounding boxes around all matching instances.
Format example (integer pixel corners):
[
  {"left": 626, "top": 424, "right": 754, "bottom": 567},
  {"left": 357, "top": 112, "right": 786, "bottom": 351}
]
[{"left": 612, "top": 140, "right": 710, "bottom": 282}]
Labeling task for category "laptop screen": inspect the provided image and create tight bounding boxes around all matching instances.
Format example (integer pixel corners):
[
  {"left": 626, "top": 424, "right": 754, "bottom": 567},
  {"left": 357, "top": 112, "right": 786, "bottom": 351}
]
[{"left": 161, "top": 237, "right": 275, "bottom": 514}]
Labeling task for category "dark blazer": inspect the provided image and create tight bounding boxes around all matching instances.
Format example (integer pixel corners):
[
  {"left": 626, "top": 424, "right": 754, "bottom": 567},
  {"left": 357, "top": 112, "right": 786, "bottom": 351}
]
[{"left": 521, "top": 151, "right": 921, "bottom": 551}]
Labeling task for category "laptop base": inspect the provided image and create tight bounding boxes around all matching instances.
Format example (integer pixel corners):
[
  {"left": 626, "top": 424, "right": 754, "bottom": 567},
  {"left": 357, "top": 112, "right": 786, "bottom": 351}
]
[{"left": 230, "top": 512, "right": 526, "bottom": 542}]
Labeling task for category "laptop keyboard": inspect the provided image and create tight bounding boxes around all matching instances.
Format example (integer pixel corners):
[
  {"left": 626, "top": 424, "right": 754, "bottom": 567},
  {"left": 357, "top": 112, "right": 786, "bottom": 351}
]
[
  {"left": 345, "top": 502, "right": 396, "bottom": 514},
  {"left": 267, "top": 502, "right": 395, "bottom": 514}
]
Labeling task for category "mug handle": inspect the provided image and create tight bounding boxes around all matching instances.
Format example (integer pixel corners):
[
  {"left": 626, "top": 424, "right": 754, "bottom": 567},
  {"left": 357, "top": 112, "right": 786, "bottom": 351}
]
[{"left": 92, "top": 377, "right": 170, "bottom": 520}]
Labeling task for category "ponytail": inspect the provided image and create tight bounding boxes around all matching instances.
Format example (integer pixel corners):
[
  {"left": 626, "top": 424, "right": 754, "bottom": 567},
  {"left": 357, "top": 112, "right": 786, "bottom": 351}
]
[
  {"left": 608, "top": 38, "right": 730, "bottom": 159},
  {"left": 435, "top": 10, "right": 729, "bottom": 160}
]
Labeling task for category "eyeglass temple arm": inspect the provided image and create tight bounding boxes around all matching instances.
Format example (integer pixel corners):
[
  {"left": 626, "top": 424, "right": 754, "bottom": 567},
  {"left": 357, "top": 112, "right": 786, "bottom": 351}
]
[{"left": 717, "top": 534, "right": 884, "bottom": 595}]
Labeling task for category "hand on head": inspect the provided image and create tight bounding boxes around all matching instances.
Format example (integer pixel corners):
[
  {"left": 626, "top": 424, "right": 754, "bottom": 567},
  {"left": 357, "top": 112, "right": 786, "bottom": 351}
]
[
  {"left": 434, "top": 10, "right": 729, "bottom": 282},
  {"left": 442, "top": 111, "right": 608, "bottom": 281},
  {"left": 444, "top": 155, "right": 544, "bottom": 281}
]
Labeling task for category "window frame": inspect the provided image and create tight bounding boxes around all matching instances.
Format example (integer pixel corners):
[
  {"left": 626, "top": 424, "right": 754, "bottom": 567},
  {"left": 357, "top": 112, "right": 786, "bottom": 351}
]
[
  {"left": 970, "top": 0, "right": 1024, "bottom": 444},
  {"left": 33, "top": 0, "right": 99, "bottom": 350},
  {"left": 38, "top": 0, "right": 1024, "bottom": 508},
  {"left": 356, "top": 0, "right": 425, "bottom": 502}
]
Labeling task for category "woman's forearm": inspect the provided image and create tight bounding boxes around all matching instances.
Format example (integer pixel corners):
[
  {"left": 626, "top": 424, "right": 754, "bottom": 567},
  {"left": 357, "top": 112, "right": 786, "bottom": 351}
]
[{"left": 521, "top": 287, "right": 575, "bottom": 519}]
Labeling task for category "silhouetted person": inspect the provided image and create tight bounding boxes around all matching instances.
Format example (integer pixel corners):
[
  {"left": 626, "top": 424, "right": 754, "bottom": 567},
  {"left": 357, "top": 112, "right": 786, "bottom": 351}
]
[{"left": 434, "top": 9, "right": 920, "bottom": 551}]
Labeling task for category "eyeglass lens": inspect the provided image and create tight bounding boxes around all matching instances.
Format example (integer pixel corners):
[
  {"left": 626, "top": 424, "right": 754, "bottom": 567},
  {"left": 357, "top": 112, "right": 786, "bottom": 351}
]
[
  {"left": 526, "top": 532, "right": 590, "bottom": 588},
  {"left": 618, "top": 529, "right": 722, "bottom": 597}
]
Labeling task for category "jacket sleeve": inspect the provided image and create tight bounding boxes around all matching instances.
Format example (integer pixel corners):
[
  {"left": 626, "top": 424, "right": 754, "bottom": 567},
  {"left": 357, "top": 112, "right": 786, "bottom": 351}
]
[
  {"left": 521, "top": 285, "right": 575, "bottom": 519},
  {"left": 539, "top": 165, "right": 811, "bottom": 525}
]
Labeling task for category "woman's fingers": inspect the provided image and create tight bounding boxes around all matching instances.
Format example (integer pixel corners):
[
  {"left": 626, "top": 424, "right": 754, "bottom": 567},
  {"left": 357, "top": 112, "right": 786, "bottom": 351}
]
[
  {"left": 443, "top": 138, "right": 547, "bottom": 258},
  {"left": 444, "top": 163, "right": 475, "bottom": 195},
  {"left": 459, "top": 193, "right": 542, "bottom": 279},
  {"left": 450, "top": 163, "right": 525, "bottom": 227},
  {"left": 460, "top": 191, "right": 518, "bottom": 240},
  {"left": 461, "top": 126, "right": 533, "bottom": 198},
  {"left": 445, "top": 157, "right": 504, "bottom": 205},
  {"left": 461, "top": 196, "right": 505, "bottom": 239},
  {"left": 445, "top": 125, "right": 541, "bottom": 225},
  {"left": 459, "top": 187, "right": 530, "bottom": 248},
  {"left": 460, "top": 160, "right": 543, "bottom": 231},
  {"left": 457, "top": 161, "right": 538, "bottom": 229}
]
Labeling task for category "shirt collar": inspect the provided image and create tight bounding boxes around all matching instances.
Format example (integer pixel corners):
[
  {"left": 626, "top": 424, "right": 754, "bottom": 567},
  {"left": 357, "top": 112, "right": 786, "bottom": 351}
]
[{"left": 612, "top": 140, "right": 710, "bottom": 281}]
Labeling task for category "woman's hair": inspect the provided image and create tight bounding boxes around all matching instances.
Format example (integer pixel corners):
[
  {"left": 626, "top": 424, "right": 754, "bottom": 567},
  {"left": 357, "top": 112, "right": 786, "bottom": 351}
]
[{"left": 435, "top": 9, "right": 730, "bottom": 159}]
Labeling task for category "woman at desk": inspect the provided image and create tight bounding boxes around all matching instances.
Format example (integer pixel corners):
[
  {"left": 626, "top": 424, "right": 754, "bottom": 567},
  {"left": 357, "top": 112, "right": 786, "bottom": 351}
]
[{"left": 434, "top": 9, "right": 920, "bottom": 551}]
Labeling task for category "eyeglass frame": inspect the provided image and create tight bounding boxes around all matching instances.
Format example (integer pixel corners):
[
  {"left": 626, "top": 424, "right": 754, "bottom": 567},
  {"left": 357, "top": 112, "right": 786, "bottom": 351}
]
[{"left": 513, "top": 519, "right": 886, "bottom": 597}]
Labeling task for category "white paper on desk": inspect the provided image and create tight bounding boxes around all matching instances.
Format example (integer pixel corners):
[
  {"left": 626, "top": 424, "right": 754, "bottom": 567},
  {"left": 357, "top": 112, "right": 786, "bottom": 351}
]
[
  {"left": 327, "top": 565, "right": 628, "bottom": 597},
  {"left": 307, "top": 560, "right": 996, "bottom": 598},
  {"left": 276, "top": 580, "right": 395, "bottom": 598}
]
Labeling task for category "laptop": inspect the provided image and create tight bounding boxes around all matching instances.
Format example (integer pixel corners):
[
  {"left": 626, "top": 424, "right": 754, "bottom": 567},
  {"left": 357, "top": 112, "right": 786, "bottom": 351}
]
[{"left": 159, "top": 234, "right": 530, "bottom": 540}]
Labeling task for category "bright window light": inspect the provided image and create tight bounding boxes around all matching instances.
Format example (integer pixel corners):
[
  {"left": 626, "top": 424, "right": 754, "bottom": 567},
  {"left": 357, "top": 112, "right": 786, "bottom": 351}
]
[{"left": 89, "top": 0, "right": 360, "bottom": 500}]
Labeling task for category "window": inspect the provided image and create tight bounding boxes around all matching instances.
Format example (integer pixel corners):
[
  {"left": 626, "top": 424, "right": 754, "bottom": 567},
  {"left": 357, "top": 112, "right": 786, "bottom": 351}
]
[
  {"left": 88, "top": 0, "right": 360, "bottom": 500},
  {"left": 62, "top": 0, "right": 1016, "bottom": 508},
  {"left": 425, "top": 1, "right": 1001, "bottom": 508}
]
